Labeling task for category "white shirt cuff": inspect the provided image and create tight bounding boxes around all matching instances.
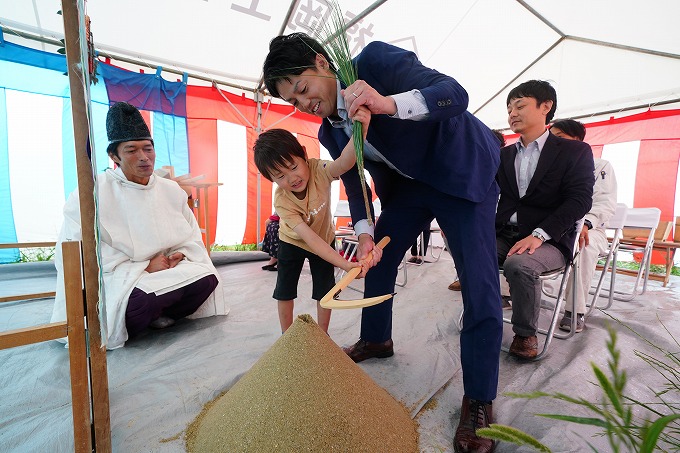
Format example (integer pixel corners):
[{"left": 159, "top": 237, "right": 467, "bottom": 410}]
[
  {"left": 535, "top": 227, "right": 551, "bottom": 241},
  {"left": 352, "top": 219, "right": 375, "bottom": 238},
  {"left": 389, "top": 90, "right": 429, "bottom": 120}
]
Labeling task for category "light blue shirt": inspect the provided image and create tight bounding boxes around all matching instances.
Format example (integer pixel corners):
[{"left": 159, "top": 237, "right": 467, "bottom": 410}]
[{"left": 510, "top": 129, "right": 551, "bottom": 239}]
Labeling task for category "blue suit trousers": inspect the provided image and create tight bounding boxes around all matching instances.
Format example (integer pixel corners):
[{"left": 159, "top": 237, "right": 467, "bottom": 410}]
[{"left": 362, "top": 177, "right": 502, "bottom": 401}]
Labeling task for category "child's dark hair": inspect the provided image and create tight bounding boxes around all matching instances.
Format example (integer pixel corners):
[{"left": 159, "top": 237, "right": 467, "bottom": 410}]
[
  {"left": 262, "top": 33, "right": 336, "bottom": 99},
  {"left": 549, "top": 118, "right": 586, "bottom": 142},
  {"left": 254, "top": 129, "right": 308, "bottom": 181},
  {"left": 506, "top": 80, "right": 557, "bottom": 124}
]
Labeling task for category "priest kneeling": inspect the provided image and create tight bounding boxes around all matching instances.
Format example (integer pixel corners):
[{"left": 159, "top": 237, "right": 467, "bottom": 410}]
[{"left": 51, "top": 102, "right": 227, "bottom": 349}]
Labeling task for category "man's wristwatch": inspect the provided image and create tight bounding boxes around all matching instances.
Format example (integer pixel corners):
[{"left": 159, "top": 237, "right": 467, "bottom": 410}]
[
  {"left": 531, "top": 230, "right": 546, "bottom": 243},
  {"left": 583, "top": 219, "right": 593, "bottom": 230}
]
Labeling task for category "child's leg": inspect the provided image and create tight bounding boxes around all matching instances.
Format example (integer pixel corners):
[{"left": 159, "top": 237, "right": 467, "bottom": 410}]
[
  {"left": 278, "top": 299, "right": 294, "bottom": 333},
  {"left": 308, "top": 242, "right": 337, "bottom": 334},
  {"left": 272, "top": 241, "right": 305, "bottom": 333},
  {"left": 316, "top": 302, "right": 331, "bottom": 333}
]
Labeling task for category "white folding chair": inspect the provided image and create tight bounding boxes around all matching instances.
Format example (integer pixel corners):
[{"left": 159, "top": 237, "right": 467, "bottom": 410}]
[
  {"left": 606, "top": 207, "right": 661, "bottom": 301},
  {"left": 586, "top": 203, "right": 628, "bottom": 314},
  {"left": 427, "top": 220, "right": 445, "bottom": 262}
]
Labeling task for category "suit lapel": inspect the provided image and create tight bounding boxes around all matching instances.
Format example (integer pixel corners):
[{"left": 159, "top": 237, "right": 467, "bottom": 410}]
[
  {"left": 525, "top": 133, "right": 560, "bottom": 197},
  {"left": 501, "top": 146, "right": 519, "bottom": 198}
]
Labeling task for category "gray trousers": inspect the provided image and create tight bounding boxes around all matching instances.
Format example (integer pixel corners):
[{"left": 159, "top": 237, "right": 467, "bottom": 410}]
[{"left": 497, "top": 228, "right": 566, "bottom": 337}]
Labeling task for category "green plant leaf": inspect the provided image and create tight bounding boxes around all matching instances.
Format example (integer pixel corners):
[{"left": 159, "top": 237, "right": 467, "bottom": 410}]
[
  {"left": 538, "top": 414, "right": 610, "bottom": 428},
  {"left": 592, "top": 365, "right": 624, "bottom": 415},
  {"left": 640, "top": 414, "right": 680, "bottom": 453},
  {"left": 476, "top": 424, "right": 551, "bottom": 452}
]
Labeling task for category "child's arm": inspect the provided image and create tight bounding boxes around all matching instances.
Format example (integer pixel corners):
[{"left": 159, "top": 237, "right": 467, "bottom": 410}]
[
  {"left": 326, "top": 106, "right": 371, "bottom": 179},
  {"left": 293, "top": 222, "right": 367, "bottom": 277}
]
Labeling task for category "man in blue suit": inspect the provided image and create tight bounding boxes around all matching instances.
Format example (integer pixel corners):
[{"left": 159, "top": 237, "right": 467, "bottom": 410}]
[{"left": 264, "top": 33, "right": 501, "bottom": 452}]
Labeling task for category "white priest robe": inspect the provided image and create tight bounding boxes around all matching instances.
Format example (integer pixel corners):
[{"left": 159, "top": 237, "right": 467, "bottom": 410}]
[{"left": 51, "top": 168, "right": 228, "bottom": 349}]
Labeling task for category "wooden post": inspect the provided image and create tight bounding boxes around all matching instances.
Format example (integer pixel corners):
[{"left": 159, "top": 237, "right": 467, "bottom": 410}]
[
  {"left": 63, "top": 241, "right": 92, "bottom": 452},
  {"left": 60, "top": 1, "right": 112, "bottom": 451}
]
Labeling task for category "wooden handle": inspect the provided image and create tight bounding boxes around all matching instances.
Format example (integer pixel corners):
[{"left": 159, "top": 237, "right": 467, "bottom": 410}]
[{"left": 320, "top": 236, "right": 390, "bottom": 306}]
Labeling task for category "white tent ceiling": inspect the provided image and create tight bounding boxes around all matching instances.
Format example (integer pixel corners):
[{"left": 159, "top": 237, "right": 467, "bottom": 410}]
[{"left": 2, "top": 0, "right": 680, "bottom": 129}]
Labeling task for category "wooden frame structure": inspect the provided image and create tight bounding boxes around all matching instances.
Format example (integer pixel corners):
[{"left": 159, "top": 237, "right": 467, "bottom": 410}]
[
  {"left": 0, "top": 242, "right": 57, "bottom": 303},
  {"left": 0, "top": 241, "right": 109, "bottom": 451},
  {"left": 617, "top": 218, "right": 679, "bottom": 287}
]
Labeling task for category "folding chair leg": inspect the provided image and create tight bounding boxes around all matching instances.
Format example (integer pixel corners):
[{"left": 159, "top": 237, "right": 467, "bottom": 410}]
[{"left": 396, "top": 254, "right": 407, "bottom": 287}]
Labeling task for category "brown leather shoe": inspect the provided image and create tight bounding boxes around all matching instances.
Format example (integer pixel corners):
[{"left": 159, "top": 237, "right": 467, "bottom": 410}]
[
  {"left": 343, "top": 339, "right": 394, "bottom": 363},
  {"left": 454, "top": 396, "right": 495, "bottom": 453},
  {"left": 509, "top": 335, "right": 538, "bottom": 359},
  {"left": 449, "top": 280, "right": 461, "bottom": 291}
]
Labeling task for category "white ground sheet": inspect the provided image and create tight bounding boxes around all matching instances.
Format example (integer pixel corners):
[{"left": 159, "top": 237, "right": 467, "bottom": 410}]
[{"left": 1, "top": 249, "right": 679, "bottom": 452}]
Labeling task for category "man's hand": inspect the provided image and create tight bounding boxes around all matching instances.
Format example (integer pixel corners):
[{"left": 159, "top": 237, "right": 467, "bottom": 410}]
[
  {"left": 167, "top": 252, "right": 185, "bottom": 268},
  {"left": 508, "top": 235, "right": 544, "bottom": 256},
  {"left": 145, "top": 253, "right": 169, "bottom": 273},
  {"left": 343, "top": 80, "right": 397, "bottom": 117},
  {"left": 357, "top": 233, "right": 382, "bottom": 268},
  {"left": 579, "top": 225, "right": 590, "bottom": 249}
]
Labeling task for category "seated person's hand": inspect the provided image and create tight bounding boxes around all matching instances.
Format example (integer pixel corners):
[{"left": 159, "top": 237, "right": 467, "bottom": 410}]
[
  {"left": 167, "top": 252, "right": 185, "bottom": 268},
  {"left": 145, "top": 253, "right": 170, "bottom": 273},
  {"left": 508, "top": 235, "right": 543, "bottom": 256},
  {"left": 579, "top": 226, "right": 590, "bottom": 248}
]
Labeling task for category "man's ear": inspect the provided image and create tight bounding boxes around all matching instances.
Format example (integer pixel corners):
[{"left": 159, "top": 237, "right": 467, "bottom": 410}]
[
  {"left": 315, "top": 53, "right": 329, "bottom": 70},
  {"left": 541, "top": 100, "right": 554, "bottom": 114}
]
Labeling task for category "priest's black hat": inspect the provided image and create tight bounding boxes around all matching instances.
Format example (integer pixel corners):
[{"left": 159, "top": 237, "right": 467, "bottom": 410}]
[{"left": 106, "top": 102, "right": 153, "bottom": 155}]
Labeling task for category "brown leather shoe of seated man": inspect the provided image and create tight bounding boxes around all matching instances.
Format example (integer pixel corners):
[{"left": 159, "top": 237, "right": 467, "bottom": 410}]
[
  {"left": 509, "top": 335, "right": 538, "bottom": 359},
  {"left": 454, "top": 396, "right": 495, "bottom": 453},
  {"left": 449, "top": 280, "right": 461, "bottom": 291},
  {"left": 343, "top": 339, "right": 394, "bottom": 363}
]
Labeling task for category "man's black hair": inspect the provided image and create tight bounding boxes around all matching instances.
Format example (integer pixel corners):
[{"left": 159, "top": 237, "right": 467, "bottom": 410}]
[
  {"left": 262, "top": 33, "right": 335, "bottom": 99},
  {"left": 506, "top": 80, "right": 557, "bottom": 124},
  {"left": 549, "top": 118, "right": 586, "bottom": 142},
  {"left": 254, "top": 129, "right": 308, "bottom": 182},
  {"left": 492, "top": 129, "right": 506, "bottom": 147}
]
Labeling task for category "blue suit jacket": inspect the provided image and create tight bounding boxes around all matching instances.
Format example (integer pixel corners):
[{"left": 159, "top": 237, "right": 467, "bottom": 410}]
[
  {"left": 496, "top": 132, "right": 595, "bottom": 259},
  {"left": 319, "top": 41, "right": 500, "bottom": 224}
]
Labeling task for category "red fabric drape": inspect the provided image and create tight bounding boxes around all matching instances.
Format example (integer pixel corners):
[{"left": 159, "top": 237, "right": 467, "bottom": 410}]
[
  {"left": 187, "top": 118, "right": 219, "bottom": 246},
  {"left": 186, "top": 86, "right": 321, "bottom": 245}
]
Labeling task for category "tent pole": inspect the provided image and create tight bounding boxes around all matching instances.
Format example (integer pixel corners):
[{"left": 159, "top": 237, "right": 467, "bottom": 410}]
[
  {"left": 60, "top": 1, "right": 112, "bottom": 451},
  {"left": 256, "top": 91, "right": 263, "bottom": 245},
  {"left": 473, "top": 37, "right": 565, "bottom": 116}
]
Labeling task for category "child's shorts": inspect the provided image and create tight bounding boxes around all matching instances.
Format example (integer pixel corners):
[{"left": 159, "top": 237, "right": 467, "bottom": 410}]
[{"left": 273, "top": 240, "right": 336, "bottom": 301}]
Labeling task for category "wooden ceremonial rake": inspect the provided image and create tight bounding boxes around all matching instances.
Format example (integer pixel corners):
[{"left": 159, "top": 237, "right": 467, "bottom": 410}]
[{"left": 320, "top": 237, "right": 393, "bottom": 309}]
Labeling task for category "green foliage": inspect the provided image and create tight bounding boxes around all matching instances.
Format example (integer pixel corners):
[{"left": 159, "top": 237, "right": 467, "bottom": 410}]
[
  {"left": 17, "top": 247, "right": 56, "bottom": 262},
  {"left": 308, "top": 0, "right": 373, "bottom": 226},
  {"left": 476, "top": 424, "right": 551, "bottom": 452},
  {"left": 479, "top": 324, "right": 680, "bottom": 452},
  {"left": 600, "top": 259, "right": 680, "bottom": 276},
  {"left": 211, "top": 243, "right": 258, "bottom": 252}
]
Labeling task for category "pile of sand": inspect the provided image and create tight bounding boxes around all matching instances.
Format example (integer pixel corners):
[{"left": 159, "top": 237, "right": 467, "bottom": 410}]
[{"left": 186, "top": 314, "right": 418, "bottom": 452}]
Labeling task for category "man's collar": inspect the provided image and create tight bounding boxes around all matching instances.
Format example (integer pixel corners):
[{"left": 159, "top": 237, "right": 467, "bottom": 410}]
[
  {"left": 327, "top": 79, "right": 347, "bottom": 127},
  {"left": 516, "top": 128, "right": 550, "bottom": 152}
]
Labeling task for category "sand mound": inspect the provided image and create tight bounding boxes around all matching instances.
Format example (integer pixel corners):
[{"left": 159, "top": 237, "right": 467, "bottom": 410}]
[{"left": 186, "top": 314, "right": 418, "bottom": 452}]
